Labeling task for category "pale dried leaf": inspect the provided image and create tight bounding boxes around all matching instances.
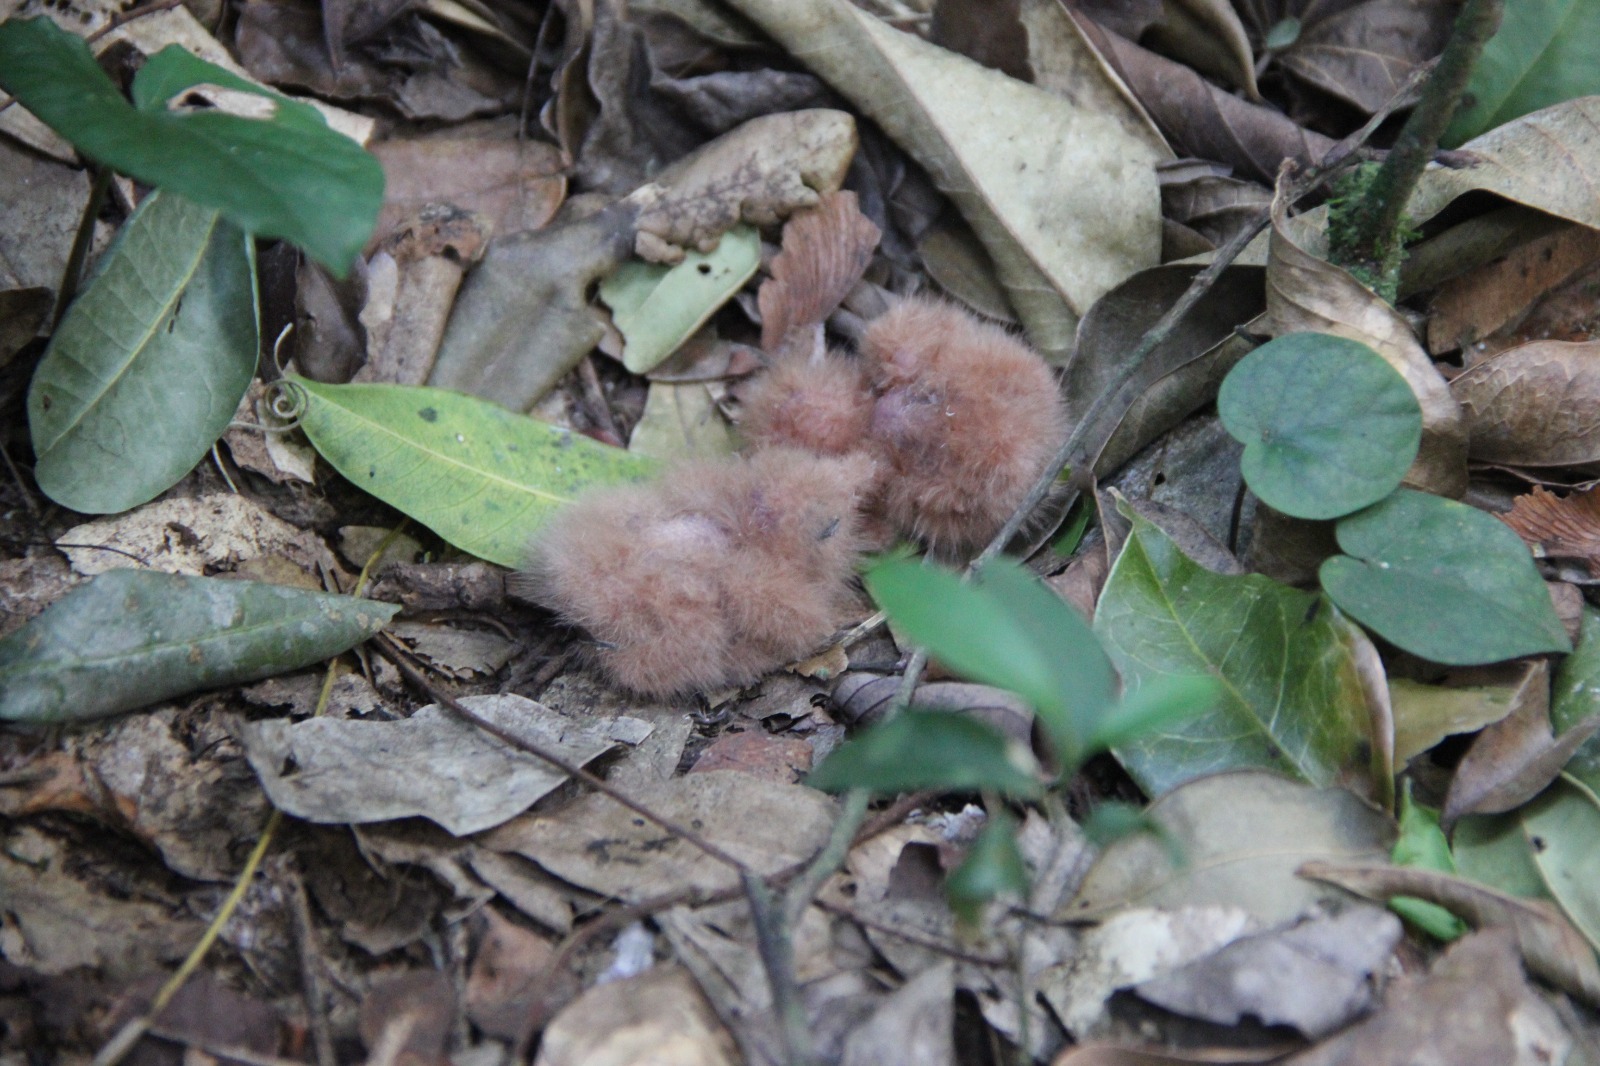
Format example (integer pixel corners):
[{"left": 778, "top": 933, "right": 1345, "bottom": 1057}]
[
  {"left": 1451, "top": 340, "right": 1600, "bottom": 466},
  {"left": 1503, "top": 485, "right": 1600, "bottom": 574},
  {"left": 758, "top": 190, "right": 882, "bottom": 355}
]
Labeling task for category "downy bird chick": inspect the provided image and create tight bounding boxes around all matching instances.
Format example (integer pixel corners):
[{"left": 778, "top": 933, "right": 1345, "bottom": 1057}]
[
  {"left": 517, "top": 448, "right": 877, "bottom": 698},
  {"left": 859, "top": 298, "right": 1069, "bottom": 557}
]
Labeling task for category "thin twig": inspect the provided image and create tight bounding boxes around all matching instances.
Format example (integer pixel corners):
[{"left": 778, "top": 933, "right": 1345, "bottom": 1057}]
[
  {"left": 379, "top": 640, "right": 752, "bottom": 873},
  {"left": 578, "top": 355, "right": 626, "bottom": 447},
  {"left": 744, "top": 872, "right": 816, "bottom": 1066},
  {"left": 287, "top": 869, "right": 336, "bottom": 1066}
]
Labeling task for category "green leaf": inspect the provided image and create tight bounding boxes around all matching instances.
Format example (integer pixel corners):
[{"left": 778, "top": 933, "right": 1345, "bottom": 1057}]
[
  {"left": 807, "top": 711, "right": 1042, "bottom": 798},
  {"left": 0, "top": 17, "right": 382, "bottom": 273},
  {"left": 1453, "top": 812, "right": 1551, "bottom": 900},
  {"left": 1552, "top": 605, "right": 1600, "bottom": 794},
  {"left": 1087, "top": 675, "right": 1221, "bottom": 752},
  {"left": 0, "top": 569, "right": 398, "bottom": 724},
  {"left": 600, "top": 226, "right": 762, "bottom": 375},
  {"left": 1520, "top": 776, "right": 1600, "bottom": 953},
  {"left": 288, "top": 379, "right": 657, "bottom": 568},
  {"left": 945, "top": 809, "right": 1030, "bottom": 926},
  {"left": 1094, "top": 507, "right": 1377, "bottom": 798},
  {"left": 863, "top": 556, "right": 1116, "bottom": 763},
  {"left": 1320, "top": 489, "right": 1571, "bottom": 665},
  {"left": 1391, "top": 780, "right": 1467, "bottom": 940},
  {"left": 1218, "top": 332, "right": 1421, "bottom": 520},
  {"left": 1443, "top": 0, "right": 1600, "bottom": 148},
  {"left": 28, "top": 191, "right": 257, "bottom": 514}
]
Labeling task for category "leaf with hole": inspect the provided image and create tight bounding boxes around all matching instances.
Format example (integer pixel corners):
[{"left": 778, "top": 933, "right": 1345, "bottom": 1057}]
[
  {"left": 1219, "top": 332, "right": 1421, "bottom": 520},
  {"left": 0, "top": 17, "right": 382, "bottom": 273},
  {"left": 289, "top": 379, "right": 657, "bottom": 568},
  {"left": 28, "top": 190, "right": 257, "bottom": 514},
  {"left": 0, "top": 569, "right": 397, "bottom": 724},
  {"left": 807, "top": 711, "right": 1042, "bottom": 798},
  {"left": 1094, "top": 506, "right": 1378, "bottom": 798},
  {"left": 600, "top": 226, "right": 761, "bottom": 375},
  {"left": 863, "top": 556, "right": 1116, "bottom": 763},
  {"left": 1320, "top": 489, "right": 1571, "bottom": 665}
]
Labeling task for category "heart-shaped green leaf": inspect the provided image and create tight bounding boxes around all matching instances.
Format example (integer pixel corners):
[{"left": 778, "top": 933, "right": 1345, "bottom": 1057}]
[
  {"left": 289, "top": 379, "right": 657, "bottom": 568},
  {"left": 0, "top": 17, "right": 382, "bottom": 273},
  {"left": 1219, "top": 332, "right": 1421, "bottom": 520},
  {"left": 28, "top": 190, "right": 257, "bottom": 514},
  {"left": 1320, "top": 489, "right": 1571, "bottom": 665},
  {"left": 1094, "top": 507, "right": 1377, "bottom": 797},
  {"left": 0, "top": 570, "right": 398, "bottom": 724}
]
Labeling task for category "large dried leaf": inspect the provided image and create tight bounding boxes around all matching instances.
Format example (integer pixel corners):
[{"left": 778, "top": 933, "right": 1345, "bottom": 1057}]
[
  {"left": 1275, "top": 0, "right": 1452, "bottom": 115},
  {"left": 479, "top": 771, "right": 836, "bottom": 902},
  {"left": 289, "top": 378, "right": 657, "bottom": 568},
  {"left": 721, "top": 0, "right": 1168, "bottom": 358},
  {"left": 27, "top": 191, "right": 256, "bottom": 514},
  {"left": 1426, "top": 223, "right": 1600, "bottom": 356},
  {"left": 1451, "top": 340, "right": 1600, "bottom": 466},
  {"left": 239, "top": 695, "right": 652, "bottom": 835},
  {"left": 1094, "top": 505, "right": 1380, "bottom": 798},
  {"left": 1063, "top": 771, "right": 1396, "bottom": 926},
  {"left": 1142, "top": 0, "right": 1258, "bottom": 97},
  {"left": 1301, "top": 859, "right": 1600, "bottom": 1006},
  {"left": 1266, "top": 187, "right": 1468, "bottom": 497},
  {"left": 369, "top": 136, "right": 566, "bottom": 250},
  {"left": 0, "top": 570, "right": 397, "bottom": 724}
]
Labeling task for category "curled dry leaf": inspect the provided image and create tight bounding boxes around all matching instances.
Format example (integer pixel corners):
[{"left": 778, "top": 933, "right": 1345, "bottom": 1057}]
[
  {"left": 757, "top": 190, "right": 882, "bottom": 356},
  {"left": 1451, "top": 340, "right": 1600, "bottom": 466},
  {"left": 1299, "top": 860, "right": 1600, "bottom": 1007},
  {"left": 1266, "top": 183, "right": 1467, "bottom": 498},
  {"left": 723, "top": 0, "right": 1168, "bottom": 358},
  {"left": 633, "top": 109, "right": 858, "bottom": 263},
  {"left": 1502, "top": 484, "right": 1600, "bottom": 574}
]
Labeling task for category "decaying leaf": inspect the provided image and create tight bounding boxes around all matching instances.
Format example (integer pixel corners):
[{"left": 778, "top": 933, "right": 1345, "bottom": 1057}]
[
  {"left": 1388, "top": 664, "right": 1532, "bottom": 765},
  {"left": 240, "top": 695, "right": 652, "bottom": 836},
  {"left": 1443, "top": 660, "right": 1600, "bottom": 828},
  {"left": 758, "top": 190, "right": 882, "bottom": 356},
  {"left": 1300, "top": 860, "right": 1600, "bottom": 1006},
  {"left": 1451, "top": 340, "right": 1600, "bottom": 466},
  {"left": 1426, "top": 223, "right": 1600, "bottom": 357},
  {"left": 723, "top": 0, "right": 1168, "bottom": 359},
  {"left": 1266, "top": 185, "right": 1468, "bottom": 498},
  {"left": 369, "top": 135, "right": 566, "bottom": 250},
  {"left": 1064, "top": 772, "right": 1396, "bottom": 927},
  {"left": 1504, "top": 485, "right": 1600, "bottom": 575}
]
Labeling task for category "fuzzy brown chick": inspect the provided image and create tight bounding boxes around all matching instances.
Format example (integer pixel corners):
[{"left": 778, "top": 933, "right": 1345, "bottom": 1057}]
[{"left": 518, "top": 448, "right": 876, "bottom": 699}]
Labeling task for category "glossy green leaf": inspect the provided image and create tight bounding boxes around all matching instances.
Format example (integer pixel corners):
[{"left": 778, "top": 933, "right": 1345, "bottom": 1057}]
[
  {"left": 600, "top": 226, "right": 761, "bottom": 374},
  {"left": 0, "top": 17, "right": 382, "bottom": 273},
  {"left": 1552, "top": 605, "right": 1600, "bottom": 794},
  {"left": 1391, "top": 781, "right": 1467, "bottom": 940},
  {"left": 28, "top": 191, "right": 256, "bottom": 514},
  {"left": 1218, "top": 332, "right": 1421, "bottom": 520},
  {"left": 1443, "top": 0, "right": 1600, "bottom": 148},
  {"left": 288, "top": 379, "right": 657, "bottom": 568},
  {"left": 807, "top": 711, "right": 1042, "bottom": 798},
  {"left": 864, "top": 556, "right": 1116, "bottom": 762},
  {"left": 946, "top": 809, "right": 1029, "bottom": 926},
  {"left": 1519, "top": 777, "right": 1600, "bottom": 953},
  {"left": 1320, "top": 489, "right": 1571, "bottom": 665},
  {"left": 1094, "top": 507, "right": 1376, "bottom": 797},
  {"left": 0, "top": 569, "right": 398, "bottom": 723}
]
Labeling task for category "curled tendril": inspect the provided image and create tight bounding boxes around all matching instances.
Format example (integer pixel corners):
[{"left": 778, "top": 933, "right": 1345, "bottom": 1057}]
[{"left": 264, "top": 379, "right": 309, "bottom": 426}]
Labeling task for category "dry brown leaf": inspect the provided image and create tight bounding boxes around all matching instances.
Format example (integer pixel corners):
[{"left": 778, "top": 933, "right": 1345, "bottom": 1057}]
[
  {"left": 534, "top": 964, "right": 741, "bottom": 1066},
  {"left": 723, "top": 0, "right": 1169, "bottom": 359},
  {"left": 1427, "top": 224, "right": 1600, "bottom": 357},
  {"left": 757, "top": 190, "right": 882, "bottom": 356},
  {"left": 1273, "top": 0, "right": 1452, "bottom": 115},
  {"left": 1280, "top": 928, "right": 1571, "bottom": 1066},
  {"left": 1158, "top": 160, "right": 1273, "bottom": 254},
  {"left": 1389, "top": 661, "right": 1537, "bottom": 765},
  {"left": 370, "top": 135, "right": 565, "bottom": 250},
  {"left": 1266, "top": 184, "right": 1468, "bottom": 497},
  {"left": 1443, "top": 659, "right": 1600, "bottom": 828},
  {"left": 688, "top": 729, "right": 813, "bottom": 783},
  {"left": 1299, "top": 860, "right": 1600, "bottom": 1006},
  {"left": 1081, "top": 21, "right": 1336, "bottom": 186},
  {"left": 633, "top": 109, "right": 859, "bottom": 263},
  {"left": 1142, "top": 0, "right": 1259, "bottom": 99},
  {"left": 1451, "top": 340, "right": 1600, "bottom": 466},
  {"left": 466, "top": 906, "right": 558, "bottom": 1044},
  {"left": 359, "top": 971, "right": 455, "bottom": 1066},
  {"left": 931, "top": 0, "right": 1031, "bottom": 80},
  {"left": 1503, "top": 485, "right": 1600, "bottom": 573}
]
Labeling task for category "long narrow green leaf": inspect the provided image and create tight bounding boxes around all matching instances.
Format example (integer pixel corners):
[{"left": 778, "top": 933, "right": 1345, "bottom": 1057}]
[
  {"left": 0, "top": 570, "right": 398, "bottom": 723},
  {"left": 0, "top": 17, "right": 381, "bottom": 273},
  {"left": 290, "top": 379, "right": 657, "bottom": 568},
  {"left": 28, "top": 191, "right": 257, "bottom": 513}
]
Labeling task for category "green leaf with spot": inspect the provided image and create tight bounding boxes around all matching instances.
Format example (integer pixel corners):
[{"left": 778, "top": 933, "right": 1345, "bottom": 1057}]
[
  {"left": 0, "top": 16, "right": 381, "bottom": 273},
  {"left": 1094, "top": 506, "right": 1377, "bottom": 797},
  {"left": 0, "top": 570, "right": 398, "bottom": 723},
  {"left": 1320, "top": 489, "right": 1571, "bottom": 665},
  {"left": 1219, "top": 332, "right": 1421, "bottom": 520},
  {"left": 28, "top": 190, "right": 257, "bottom": 514},
  {"left": 290, "top": 379, "right": 657, "bottom": 568}
]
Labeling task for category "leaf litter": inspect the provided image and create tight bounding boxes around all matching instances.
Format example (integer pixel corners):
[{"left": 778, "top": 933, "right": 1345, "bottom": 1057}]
[{"left": 11, "top": 0, "right": 1600, "bottom": 1062}]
